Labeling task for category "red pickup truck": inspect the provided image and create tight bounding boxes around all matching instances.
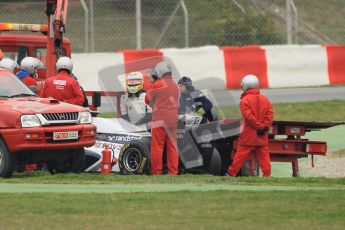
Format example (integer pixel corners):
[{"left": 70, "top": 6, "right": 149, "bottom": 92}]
[{"left": 0, "top": 68, "right": 96, "bottom": 178}]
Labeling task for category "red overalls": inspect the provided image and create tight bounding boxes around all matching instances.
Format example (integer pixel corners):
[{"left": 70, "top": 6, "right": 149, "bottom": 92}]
[
  {"left": 39, "top": 70, "right": 84, "bottom": 106},
  {"left": 145, "top": 75, "right": 179, "bottom": 175},
  {"left": 228, "top": 88, "right": 274, "bottom": 177}
]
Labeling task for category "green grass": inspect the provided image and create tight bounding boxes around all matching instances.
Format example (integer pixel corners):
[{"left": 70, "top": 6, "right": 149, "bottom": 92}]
[
  {"left": 98, "top": 111, "right": 117, "bottom": 118},
  {"left": 330, "top": 149, "right": 345, "bottom": 158},
  {"left": 217, "top": 100, "right": 345, "bottom": 122},
  {"left": 1, "top": 174, "right": 345, "bottom": 229},
  {"left": 1, "top": 173, "right": 345, "bottom": 187},
  {"left": 273, "top": 100, "right": 345, "bottom": 121},
  {"left": 0, "top": 190, "right": 345, "bottom": 229}
]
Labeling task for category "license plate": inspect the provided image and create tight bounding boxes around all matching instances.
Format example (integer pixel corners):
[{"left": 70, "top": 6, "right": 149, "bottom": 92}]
[{"left": 53, "top": 131, "right": 78, "bottom": 140}]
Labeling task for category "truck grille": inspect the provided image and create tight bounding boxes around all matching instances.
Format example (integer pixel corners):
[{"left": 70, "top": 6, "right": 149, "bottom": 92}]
[{"left": 42, "top": 112, "right": 78, "bottom": 121}]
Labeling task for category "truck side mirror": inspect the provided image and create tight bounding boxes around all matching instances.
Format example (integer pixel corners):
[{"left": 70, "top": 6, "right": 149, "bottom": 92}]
[{"left": 92, "top": 91, "right": 101, "bottom": 108}]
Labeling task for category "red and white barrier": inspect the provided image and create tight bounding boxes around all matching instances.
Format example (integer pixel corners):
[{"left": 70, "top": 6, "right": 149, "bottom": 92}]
[{"left": 72, "top": 45, "right": 345, "bottom": 91}]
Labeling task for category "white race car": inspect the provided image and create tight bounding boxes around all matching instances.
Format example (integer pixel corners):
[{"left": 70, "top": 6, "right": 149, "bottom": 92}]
[{"left": 84, "top": 115, "right": 238, "bottom": 175}]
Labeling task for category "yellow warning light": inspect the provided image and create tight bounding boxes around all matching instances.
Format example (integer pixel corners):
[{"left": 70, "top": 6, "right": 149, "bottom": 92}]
[
  {"left": 0, "top": 23, "right": 13, "bottom": 31},
  {"left": 0, "top": 23, "right": 48, "bottom": 33}
]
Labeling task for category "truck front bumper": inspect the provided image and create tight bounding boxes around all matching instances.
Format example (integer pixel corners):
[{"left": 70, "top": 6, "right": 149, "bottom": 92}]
[{"left": 2, "top": 124, "right": 96, "bottom": 153}]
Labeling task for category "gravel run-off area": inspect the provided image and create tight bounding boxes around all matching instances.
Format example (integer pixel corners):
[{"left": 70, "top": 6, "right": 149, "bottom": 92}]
[{"left": 300, "top": 152, "right": 345, "bottom": 178}]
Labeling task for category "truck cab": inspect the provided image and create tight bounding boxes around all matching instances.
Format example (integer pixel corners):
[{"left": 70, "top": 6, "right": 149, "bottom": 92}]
[{"left": 0, "top": 32, "right": 71, "bottom": 80}]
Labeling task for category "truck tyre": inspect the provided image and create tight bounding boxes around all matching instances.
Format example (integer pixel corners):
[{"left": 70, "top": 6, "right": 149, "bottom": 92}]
[
  {"left": 70, "top": 148, "right": 86, "bottom": 173},
  {"left": 0, "top": 139, "right": 15, "bottom": 178},
  {"left": 205, "top": 148, "right": 222, "bottom": 176},
  {"left": 47, "top": 148, "right": 85, "bottom": 174},
  {"left": 119, "top": 141, "right": 150, "bottom": 175}
]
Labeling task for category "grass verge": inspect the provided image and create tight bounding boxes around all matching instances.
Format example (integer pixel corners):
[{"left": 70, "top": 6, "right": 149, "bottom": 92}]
[
  {"left": 1, "top": 172, "right": 345, "bottom": 187},
  {"left": 218, "top": 100, "right": 345, "bottom": 121},
  {"left": 0, "top": 190, "right": 345, "bottom": 229}
]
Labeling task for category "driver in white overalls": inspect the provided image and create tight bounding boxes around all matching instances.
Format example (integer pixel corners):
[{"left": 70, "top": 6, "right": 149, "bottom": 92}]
[{"left": 120, "top": 71, "right": 152, "bottom": 130}]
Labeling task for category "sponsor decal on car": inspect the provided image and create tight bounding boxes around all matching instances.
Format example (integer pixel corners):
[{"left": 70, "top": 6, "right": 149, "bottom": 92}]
[
  {"left": 96, "top": 133, "right": 142, "bottom": 144},
  {"left": 138, "top": 157, "right": 147, "bottom": 173},
  {"left": 201, "top": 129, "right": 212, "bottom": 143},
  {"left": 183, "top": 115, "right": 203, "bottom": 127},
  {"left": 93, "top": 141, "right": 123, "bottom": 151},
  {"left": 177, "top": 128, "right": 185, "bottom": 139}
]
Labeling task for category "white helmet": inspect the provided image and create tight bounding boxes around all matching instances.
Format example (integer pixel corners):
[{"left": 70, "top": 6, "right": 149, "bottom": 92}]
[
  {"left": 126, "top": 71, "right": 144, "bottom": 94},
  {"left": 0, "top": 58, "right": 19, "bottom": 72},
  {"left": 56, "top": 56, "right": 73, "bottom": 73},
  {"left": 155, "top": 61, "right": 172, "bottom": 79},
  {"left": 241, "top": 74, "right": 259, "bottom": 91},
  {"left": 20, "top": 57, "right": 43, "bottom": 74}
]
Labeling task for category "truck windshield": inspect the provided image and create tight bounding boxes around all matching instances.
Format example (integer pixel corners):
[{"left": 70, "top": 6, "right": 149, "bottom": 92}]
[
  {"left": 0, "top": 46, "right": 28, "bottom": 67},
  {"left": 0, "top": 73, "right": 36, "bottom": 98}
]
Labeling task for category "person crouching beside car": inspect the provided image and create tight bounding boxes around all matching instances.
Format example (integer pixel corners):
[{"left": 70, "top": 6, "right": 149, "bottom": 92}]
[
  {"left": 178, "top": 76, "right": 217, "bottom": 122},
  {"left": 227, "top": 74, "right": 274, "bottom": 177}
]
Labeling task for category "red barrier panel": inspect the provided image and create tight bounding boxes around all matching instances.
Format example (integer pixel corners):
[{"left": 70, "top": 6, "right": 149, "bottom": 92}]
[
  {"left": 222, "top": 46, "right": 268, "bottom": 89},
  {"left": 326, "top": 45, "right": 345, "bottom": 85}
]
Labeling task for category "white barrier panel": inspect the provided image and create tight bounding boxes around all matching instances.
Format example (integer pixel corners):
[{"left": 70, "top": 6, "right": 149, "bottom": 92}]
[
  {"left": 161, "top": 46, "right": 227, "bottom": 90},
  {"left": 72, "top": 53, "right": 124, "bottom": 91},
  {"left": 264, "top": 45, "right": 329, "bottom": 88}
]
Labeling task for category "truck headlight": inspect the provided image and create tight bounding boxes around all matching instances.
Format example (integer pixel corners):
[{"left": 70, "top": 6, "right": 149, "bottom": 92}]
[
  {"left": 79, "top": 111, "right": 92, "bottom": 124},
  {"left": 21, "top": 115, "right": 41, "bottom": 127}
]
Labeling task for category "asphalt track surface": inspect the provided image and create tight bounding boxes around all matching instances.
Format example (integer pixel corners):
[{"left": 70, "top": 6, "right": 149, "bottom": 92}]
[
  {"left": 217, "top": 86, "right": 345, "bottom": 105},
  {"left": 0, "top": 183, "right": 343, "bottom": 193},
  {"left": 97, "top": 87, "right": 345, "bottom": 112}
]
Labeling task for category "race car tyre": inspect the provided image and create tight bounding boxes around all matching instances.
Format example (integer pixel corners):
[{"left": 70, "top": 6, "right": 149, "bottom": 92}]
[
  {"left": 0, "top": 138, "right": 15, "bottom": 178},
  {"left": 216, "top": 145, "right": 233, "bottom": 176},
  {"left": 239, "top": 160, "right": 260, "bottom": 177},
  {"left": 119, "top": 140, "right": 150, "bottom": 175},
  {"left": 47, "top": 148, "right": 86, "bottom": 174},
  {"left": 205, "top": 148, "right": 222, "bottom": 176}
]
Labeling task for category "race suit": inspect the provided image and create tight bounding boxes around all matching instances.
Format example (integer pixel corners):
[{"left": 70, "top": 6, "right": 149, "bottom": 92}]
[
  {"left": 145, "top": 75, "right": 179, "bottom": 175},
  {"left": 227, "top": 88, "right": 274, "bottom": 177},
  {"left": 179, "top": 88, "right": 217, "bottom": 122},
  {"left": 39, "top": 70, "right": 84, "bottom": 106},
  {"left": 120, "top": 90, "right": 152, "bottom": 130},
  {"left": 16, "top": 70, "right": 37, "bottom": 87}
]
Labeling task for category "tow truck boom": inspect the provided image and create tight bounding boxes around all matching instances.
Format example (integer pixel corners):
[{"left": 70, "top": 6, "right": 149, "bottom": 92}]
[{"left": 46, "top": 0, "right": 69, "bottom": 78}]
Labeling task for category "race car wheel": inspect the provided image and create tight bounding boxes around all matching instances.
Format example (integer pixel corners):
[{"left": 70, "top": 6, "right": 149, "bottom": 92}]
[
  {"left": 0, "top": 138, "right": 15, "bottom": 178},
  {"left": 47, "top": 148, "right": 86, "bottom": 174},
  {"left": 119, "top": 141, "right": 150, "bottom": 175},
  {"left": 205, "top": 148, "right": 222, "bottom": 176}
]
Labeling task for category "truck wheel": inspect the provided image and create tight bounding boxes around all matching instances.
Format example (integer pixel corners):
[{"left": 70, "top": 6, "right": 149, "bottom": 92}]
[
  {"left": 206, "top": 148, "right": 222, "bottom": 176},
  {"left": 0, "top": 139, "right": 15, "bottom": 178},
  {"left": 47, "top": 148, "right": 85, "bottom": 174},
  {"left": 119, "top": 141, "right": 150, "bottom": 175},
  {"left": 70, "top": 148, "right": 86, "bottom": 173}
]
